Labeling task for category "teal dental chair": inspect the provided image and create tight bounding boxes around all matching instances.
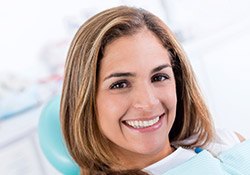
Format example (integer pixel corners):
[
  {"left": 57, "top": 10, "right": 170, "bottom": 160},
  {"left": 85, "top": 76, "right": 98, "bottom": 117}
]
[{"left": 38, "top": 96, "right": 80, "bottom": 175}]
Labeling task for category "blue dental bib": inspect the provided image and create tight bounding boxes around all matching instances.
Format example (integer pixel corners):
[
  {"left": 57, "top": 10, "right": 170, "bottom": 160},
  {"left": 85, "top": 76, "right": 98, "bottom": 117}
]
[{"left": 163, "top": 140, "right": 250, "bottom": 175}]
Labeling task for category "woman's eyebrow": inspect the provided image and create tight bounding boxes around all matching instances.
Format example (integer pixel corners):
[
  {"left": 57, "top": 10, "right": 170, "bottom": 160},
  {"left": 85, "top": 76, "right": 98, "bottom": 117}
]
[
  {"left": 151, "top": 64, "right": 171, "bottom": 74},
  {"left": 104, "top": 72, "right": 135, "bottom": 81},
  {"left": 104, "top": 64, "right": 171, "bottom": 81}
]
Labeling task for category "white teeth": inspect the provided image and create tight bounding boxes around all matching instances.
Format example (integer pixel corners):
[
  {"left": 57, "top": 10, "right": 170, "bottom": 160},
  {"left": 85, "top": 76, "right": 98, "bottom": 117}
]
[{"left": 125, "top": 116, "right": 160, "bottom": 128}]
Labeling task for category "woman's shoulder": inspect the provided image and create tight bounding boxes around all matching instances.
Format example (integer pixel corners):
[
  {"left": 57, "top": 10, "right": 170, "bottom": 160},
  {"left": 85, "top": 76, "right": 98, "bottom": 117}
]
[
  {"left": 213, "top": 128, "right": 241, "bottom": 144},
  {"left": 204, "top": 128, "right": 242, "bottom": 156}
]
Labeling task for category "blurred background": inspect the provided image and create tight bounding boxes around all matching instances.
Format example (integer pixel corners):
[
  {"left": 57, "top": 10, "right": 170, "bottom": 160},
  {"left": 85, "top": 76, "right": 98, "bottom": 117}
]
[{"left": 0, "top": 0, "right": 249, "bottom": 174}]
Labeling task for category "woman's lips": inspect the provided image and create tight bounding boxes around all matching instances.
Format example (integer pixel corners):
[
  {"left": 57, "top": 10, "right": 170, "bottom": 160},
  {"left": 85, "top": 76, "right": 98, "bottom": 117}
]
[{"left": 122, "top": 113, "right": 165, "bottom": 129}]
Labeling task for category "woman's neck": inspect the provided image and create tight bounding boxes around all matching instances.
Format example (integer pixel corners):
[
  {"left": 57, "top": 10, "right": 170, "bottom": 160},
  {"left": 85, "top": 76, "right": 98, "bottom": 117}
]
[{"left": 112, "top": 142, "right": 175, "bottom": 170}]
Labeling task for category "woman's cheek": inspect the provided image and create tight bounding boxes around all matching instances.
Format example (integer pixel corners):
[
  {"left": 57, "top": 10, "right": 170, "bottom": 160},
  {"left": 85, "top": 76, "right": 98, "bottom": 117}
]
[
  {"left": 102, "top": 93, "right": 130, "bottom": 119},
  {"left": 157, "top": 86, "right": 177, "bottom": 108}
]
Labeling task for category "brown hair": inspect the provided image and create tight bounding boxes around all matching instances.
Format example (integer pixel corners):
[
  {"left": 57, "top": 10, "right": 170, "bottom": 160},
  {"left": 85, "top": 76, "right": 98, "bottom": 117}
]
[{"left": 60, "top": 6, "right": 214, "bottom": 175}]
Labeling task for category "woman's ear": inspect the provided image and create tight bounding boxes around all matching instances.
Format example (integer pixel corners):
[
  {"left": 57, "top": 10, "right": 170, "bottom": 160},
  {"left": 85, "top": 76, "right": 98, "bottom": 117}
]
[{"left": 234, "top": 132, "right": 246, "bottom": 142}]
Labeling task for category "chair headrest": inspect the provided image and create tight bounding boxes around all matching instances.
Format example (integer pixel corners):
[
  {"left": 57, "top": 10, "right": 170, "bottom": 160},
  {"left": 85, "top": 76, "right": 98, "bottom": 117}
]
[{"left": 38, "top": 95, "right": 80, "bottom": 174}]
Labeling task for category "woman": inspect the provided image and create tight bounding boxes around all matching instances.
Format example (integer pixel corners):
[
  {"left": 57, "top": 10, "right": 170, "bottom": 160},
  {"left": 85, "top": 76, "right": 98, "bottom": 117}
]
[{"left": 60, "top": 6, "right": 246, "bottom": 175}]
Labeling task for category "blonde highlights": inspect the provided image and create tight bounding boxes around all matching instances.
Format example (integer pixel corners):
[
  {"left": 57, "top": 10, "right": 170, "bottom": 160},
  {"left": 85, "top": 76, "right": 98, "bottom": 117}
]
[{"left": 60, "top": 6, "right": 214, "bottom": 174}]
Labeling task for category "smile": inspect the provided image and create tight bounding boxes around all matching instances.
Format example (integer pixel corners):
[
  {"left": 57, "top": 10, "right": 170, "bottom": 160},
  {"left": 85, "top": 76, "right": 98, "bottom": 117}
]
[{"left": 123, "top": 113, "right": 165, "bottom": 129}]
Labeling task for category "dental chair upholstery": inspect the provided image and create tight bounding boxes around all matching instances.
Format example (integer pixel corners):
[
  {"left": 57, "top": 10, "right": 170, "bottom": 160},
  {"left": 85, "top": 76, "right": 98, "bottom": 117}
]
[{"left": 38, "top": 95, "right": 80, "bottom": 175}]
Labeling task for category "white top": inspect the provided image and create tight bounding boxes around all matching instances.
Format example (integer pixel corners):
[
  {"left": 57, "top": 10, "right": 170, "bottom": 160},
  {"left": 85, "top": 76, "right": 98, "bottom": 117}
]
[{"left": 144, "top": 129, "right": 241, "bottom": 175}]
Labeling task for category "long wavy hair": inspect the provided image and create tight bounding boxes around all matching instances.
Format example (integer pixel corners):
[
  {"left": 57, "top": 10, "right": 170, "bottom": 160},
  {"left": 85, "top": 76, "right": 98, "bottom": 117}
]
[{"left": 60, "top": 6, "right": 214, "bottom": 175}]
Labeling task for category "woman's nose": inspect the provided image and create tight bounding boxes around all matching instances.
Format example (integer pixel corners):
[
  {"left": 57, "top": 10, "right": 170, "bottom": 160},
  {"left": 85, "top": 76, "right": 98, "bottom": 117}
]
[{"left": 132, "top": 85, "right": 159, "bottom": 111}]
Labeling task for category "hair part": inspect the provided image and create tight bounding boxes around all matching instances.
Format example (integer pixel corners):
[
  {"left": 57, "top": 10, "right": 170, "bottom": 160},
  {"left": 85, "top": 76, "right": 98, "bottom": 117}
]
[{"left": 60, "top": 5, "right": 214, "bottom": 175}]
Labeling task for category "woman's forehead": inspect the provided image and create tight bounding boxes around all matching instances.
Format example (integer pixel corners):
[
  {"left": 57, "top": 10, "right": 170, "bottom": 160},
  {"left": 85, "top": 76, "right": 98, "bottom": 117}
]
[
  {"left": 98, "top": 29, "right": 172, "bottom": 80},
  {"left": 103, "top": 29, "right": 169, "bottom": 61}
]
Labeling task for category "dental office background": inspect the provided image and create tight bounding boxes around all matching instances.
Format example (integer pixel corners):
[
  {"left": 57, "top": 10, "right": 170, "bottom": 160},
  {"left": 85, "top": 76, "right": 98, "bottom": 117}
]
[{"left": 0, "top": 0, "right": 250, "bottom": 174}]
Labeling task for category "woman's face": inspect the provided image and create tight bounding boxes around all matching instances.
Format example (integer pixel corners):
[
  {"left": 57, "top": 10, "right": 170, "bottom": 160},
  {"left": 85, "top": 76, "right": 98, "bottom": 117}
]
[{"left": 96, "top": 29, "right": 177, "bottom": 167}]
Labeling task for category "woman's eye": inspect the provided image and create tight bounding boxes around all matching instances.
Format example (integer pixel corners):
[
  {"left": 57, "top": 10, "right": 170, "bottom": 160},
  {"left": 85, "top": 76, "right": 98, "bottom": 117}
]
[
  {"left": 151, "top": 74, "right": 169, "bottom": 82},
  {"left": 110, "top": 81, "right": 129, "bottom": 89}
]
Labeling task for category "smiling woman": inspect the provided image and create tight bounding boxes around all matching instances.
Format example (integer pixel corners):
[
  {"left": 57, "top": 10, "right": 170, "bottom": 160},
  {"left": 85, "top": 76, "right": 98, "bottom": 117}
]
[
  {"left": 60, "top": 6, "right": 248, "bottom": 175},
  {"left": 96, "top": 29, "right": 177, "bottom": 170}
]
